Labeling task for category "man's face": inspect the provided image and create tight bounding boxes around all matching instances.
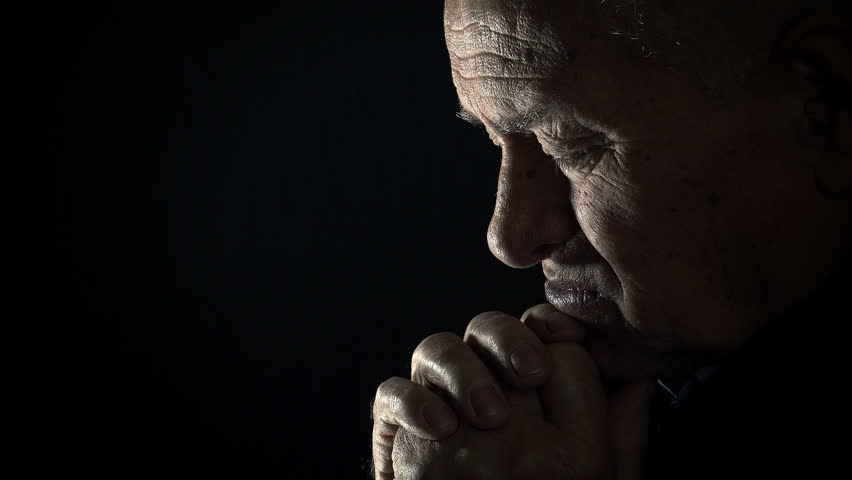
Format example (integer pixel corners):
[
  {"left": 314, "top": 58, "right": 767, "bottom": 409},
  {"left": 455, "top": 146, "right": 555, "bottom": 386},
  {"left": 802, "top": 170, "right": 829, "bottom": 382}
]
[{"left": 445, "top": 0, "right": 847, "bottom": 381}]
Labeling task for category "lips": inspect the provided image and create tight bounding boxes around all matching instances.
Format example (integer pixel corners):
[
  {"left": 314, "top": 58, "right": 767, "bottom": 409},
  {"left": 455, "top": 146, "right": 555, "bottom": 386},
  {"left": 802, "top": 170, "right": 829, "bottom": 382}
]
[
  {"left": 544, "top": 281, "right": 601, "bottom": 304},
  {"left": 543, "top": 279, "right": 624, "bottom": 334},
  {"left": 545, "top": 279, "right": 653, "bottom": 381},
  {"left": 544, "top": 277, "right": 695, "bottom": 382}
]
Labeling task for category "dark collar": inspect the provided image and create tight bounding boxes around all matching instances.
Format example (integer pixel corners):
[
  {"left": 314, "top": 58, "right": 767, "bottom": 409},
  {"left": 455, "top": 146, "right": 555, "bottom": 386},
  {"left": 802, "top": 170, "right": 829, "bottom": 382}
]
[{"left": 655, "top": 257, "right": 851, "bottom": 409}]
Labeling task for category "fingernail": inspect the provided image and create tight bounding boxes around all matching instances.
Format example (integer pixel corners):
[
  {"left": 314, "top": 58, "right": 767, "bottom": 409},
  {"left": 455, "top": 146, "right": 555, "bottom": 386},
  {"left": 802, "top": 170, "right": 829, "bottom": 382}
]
[
  {"left": 510, "top": 344, "right": 543, "bottom": 377},
  {"left": 470, "top": 385, "right": 505, "bottom": 418},
  {"left": 422, "top": 402, "right": 456, "bottom": 435}
]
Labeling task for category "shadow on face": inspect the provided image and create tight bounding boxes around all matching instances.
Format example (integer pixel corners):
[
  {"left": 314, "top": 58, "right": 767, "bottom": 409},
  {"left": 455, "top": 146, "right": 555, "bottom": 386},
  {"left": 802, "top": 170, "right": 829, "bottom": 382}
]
[{"left": 443, "top": 0, "right": 852, "bottom": 381}]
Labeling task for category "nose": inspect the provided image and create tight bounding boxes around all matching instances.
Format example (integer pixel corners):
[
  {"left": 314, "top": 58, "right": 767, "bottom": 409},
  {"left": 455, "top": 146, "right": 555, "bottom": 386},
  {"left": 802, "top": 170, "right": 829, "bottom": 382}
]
[{"left": 487, "top": 135, "right": 579, "bottom": 268}]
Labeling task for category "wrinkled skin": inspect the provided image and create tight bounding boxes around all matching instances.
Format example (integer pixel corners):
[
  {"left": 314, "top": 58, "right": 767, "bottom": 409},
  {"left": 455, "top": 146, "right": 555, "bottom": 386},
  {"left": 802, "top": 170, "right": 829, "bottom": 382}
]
[
  {"left": 391, "top": 343, "right": 636, "bottom": 480},
  {"left": 447, "top": 0, "right": 849, "bottom": 379},
  {"left": 374, "top": 306, "right": 654, "bottom": 480},
  {"left": 372, "top": 0, "right": 852, "bottom": 478}
]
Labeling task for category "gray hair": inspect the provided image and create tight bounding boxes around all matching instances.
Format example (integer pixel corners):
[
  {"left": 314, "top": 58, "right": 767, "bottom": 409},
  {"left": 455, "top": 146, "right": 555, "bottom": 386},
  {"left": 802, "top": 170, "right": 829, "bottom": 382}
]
[{"left": 605, "top": 0, "right": 852, "bottom": 96}]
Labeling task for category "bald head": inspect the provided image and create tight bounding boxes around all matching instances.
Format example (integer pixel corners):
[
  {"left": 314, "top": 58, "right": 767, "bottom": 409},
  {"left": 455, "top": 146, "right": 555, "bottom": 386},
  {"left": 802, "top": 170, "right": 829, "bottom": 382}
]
[
  {"left": 445, "top": 0, "right": 852, "bottom": 95},
  {"left": 441, "top": 0, "right": 852, "bottom": 378}
]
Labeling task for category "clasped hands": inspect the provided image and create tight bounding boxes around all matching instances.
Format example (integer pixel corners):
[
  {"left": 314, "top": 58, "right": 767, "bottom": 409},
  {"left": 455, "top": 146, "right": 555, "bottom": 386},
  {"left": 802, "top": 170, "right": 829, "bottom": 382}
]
[{"left": 371, "top": 304, "right": 655, "bottom": 480}]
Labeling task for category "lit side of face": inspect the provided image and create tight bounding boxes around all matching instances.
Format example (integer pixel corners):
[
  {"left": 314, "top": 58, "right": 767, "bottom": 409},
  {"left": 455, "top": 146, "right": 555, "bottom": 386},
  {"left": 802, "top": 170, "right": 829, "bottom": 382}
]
[{"left": 445, "top": 0, "right": 848, "bottom": 380}]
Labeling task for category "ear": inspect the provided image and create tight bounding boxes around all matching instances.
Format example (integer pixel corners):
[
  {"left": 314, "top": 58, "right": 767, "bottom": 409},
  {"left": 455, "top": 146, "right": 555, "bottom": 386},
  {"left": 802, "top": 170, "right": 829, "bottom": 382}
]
[{"left": 775, "top": 16, "right": 852, "bottom": 196}]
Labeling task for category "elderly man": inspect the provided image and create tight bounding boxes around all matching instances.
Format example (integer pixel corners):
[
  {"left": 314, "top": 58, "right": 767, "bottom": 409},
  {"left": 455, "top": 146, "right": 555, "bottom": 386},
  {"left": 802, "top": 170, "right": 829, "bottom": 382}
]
[{"left": 371, "top": 0, "right": 851, "bottom": 478}]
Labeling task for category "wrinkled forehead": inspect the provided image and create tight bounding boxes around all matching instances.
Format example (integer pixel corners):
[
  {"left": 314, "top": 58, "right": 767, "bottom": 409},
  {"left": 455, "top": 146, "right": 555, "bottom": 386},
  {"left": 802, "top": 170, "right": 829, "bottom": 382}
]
[
  {"left": 444, "top": 2, "right": 568, "bottom": 76},
  {"left": 444, "top": 0, "right": 599, "bottom": 124}
]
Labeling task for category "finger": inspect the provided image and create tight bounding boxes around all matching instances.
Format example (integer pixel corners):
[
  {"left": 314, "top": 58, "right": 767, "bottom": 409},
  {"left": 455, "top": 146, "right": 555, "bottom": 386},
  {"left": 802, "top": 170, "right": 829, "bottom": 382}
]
[
  {"left": 520, "top": 303, "right": 587, "bottom": 343},
  {"left": 372, "top": 377, "right": 458, "bottom": 480},
  {"left": 411, "top": 332, "right": 510, "bottom": 429},
  {"left": 505, "top": 385, "right": 544, "bottom": 418},
  {"left": 540, "top": 342, "right": 609, "bottom": 473},
  {"left": 463, "top": 311, "right": 553, "bottom": 389}
]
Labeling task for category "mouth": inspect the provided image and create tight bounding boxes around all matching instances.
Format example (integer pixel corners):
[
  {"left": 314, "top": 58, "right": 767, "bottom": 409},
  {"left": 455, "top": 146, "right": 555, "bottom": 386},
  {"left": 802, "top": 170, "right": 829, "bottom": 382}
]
[
  {"left": 544, "top": 279, "right": 672, "bottom": 382},
  {"left": 543, "top": 279, "right": 625, "bottom": 335}
]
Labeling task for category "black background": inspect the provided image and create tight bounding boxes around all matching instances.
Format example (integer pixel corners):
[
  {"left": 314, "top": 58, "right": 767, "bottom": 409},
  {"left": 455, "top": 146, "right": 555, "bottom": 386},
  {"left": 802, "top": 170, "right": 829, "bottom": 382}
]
[{"left": 8, "top": 3, "right": 547, "bottom": 478}]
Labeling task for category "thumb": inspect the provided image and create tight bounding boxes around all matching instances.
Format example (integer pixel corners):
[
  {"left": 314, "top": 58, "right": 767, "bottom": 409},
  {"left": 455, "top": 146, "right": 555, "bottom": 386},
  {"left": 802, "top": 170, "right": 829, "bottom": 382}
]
[
  {"left": 607, "top": 381, "right": 656, "bottom": 480},
  {"left": 539, "top": 342, "right": 610, "bottom": 474}
]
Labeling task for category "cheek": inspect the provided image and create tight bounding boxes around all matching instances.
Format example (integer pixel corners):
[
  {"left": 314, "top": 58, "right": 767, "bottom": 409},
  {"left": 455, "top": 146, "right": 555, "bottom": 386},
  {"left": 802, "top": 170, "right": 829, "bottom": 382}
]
[
  {"left": 574, "top": 179, "right": 665, "bottom": 334},
  {"left": 574, "top": 165, "right": 692, "bottom": 278},
  {"left": 573, "top": 158, "right": 726, "bottom": 335}
]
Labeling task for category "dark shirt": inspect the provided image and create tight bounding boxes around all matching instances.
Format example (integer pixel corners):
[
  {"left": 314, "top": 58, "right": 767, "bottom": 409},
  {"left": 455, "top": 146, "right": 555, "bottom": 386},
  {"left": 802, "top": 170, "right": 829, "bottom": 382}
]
[{"left": 643, "top": 267, "right": 850, "bottom": 479}]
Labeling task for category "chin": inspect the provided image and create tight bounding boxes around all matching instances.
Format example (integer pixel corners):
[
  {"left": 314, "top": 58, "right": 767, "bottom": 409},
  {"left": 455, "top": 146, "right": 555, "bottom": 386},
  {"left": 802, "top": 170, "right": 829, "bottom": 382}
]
[{"left": 581, "top": 333, "right": 703, "bottom": 385}]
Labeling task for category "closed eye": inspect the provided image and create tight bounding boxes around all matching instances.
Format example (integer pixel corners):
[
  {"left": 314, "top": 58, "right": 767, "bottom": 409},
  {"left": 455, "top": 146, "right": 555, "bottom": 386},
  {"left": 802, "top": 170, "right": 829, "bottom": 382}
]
[
  {"left": 540, "top": 131, "right": 609, "bottom": 171},
  {"left": 552, "top": 144, "right": 608, "bottom": 172}
]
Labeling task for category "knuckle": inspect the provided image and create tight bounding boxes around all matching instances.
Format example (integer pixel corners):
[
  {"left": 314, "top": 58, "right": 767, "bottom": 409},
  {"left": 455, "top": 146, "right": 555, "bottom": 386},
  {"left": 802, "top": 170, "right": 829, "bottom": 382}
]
[
  {"left": 520, "top": 303, "right": 554, "bottom": 325},
  {"left": 374, "top": 377, "right": 405, "bottom": 414},
  {"left": 464, "top": 311, "right": 515, "bottom": 340},
  {"left": 375, "top": 377, "right": 429, "bottom": 423},
  {"left": 413, "top": 331, "right": 462, "bottom": 364},
  {"left": 375, "top": 377, "right": 399, "bottom": 397}
]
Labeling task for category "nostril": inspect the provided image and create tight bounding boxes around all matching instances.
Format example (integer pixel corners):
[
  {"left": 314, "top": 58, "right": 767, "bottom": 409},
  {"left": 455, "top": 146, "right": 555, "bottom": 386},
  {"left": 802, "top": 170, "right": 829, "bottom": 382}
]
[{"left": 532, "top": 243, "right": 558, "bottom": 259}]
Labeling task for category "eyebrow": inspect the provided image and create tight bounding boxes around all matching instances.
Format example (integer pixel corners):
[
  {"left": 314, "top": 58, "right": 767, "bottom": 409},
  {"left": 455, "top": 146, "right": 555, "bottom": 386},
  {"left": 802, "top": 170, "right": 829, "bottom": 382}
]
[
  {"left": 455, "top": 103, "right": 541, "bottom": 134},
  {"left": 456, "top": 104, "right": 486, "bottom": 129}
]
